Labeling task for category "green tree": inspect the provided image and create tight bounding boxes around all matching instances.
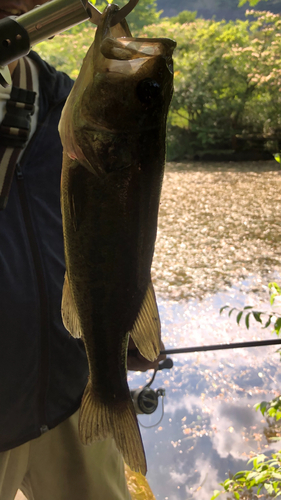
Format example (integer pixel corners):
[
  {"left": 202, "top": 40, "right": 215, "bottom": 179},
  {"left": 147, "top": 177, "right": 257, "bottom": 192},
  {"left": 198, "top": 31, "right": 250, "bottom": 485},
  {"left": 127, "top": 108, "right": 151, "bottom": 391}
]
[
  {"left": 139, "top": 10, "right": 281, "bottom": 159},
  {"left": 211, "top": 453, "right": 281, "bottom": 499},
  {"left": 94, "top": 0, "right": 161, "bottom": 33},
  {"left": 36, "top": 8, "right": 281, "bottom": 159},
  {"left": 168, "top": 10, "right": 197, "bottom": 24}
]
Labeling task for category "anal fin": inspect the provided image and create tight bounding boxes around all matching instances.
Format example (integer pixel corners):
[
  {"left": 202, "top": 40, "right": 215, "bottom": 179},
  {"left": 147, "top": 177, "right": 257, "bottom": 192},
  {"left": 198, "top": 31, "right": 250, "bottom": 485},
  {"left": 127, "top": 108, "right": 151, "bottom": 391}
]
[
  {"left": 130, "top": 281, "right": 161, "bottom": 362},
  {"left": 61, "top": 273, "right": 82, "bottom": 338}
]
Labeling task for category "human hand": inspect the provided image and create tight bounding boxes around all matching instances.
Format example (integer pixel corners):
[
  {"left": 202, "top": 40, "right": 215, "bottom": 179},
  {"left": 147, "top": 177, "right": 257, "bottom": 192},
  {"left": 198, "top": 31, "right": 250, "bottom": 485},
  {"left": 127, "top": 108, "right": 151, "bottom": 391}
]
[{"left": 127, "top": 336, "right": 166, "bottom": 372}]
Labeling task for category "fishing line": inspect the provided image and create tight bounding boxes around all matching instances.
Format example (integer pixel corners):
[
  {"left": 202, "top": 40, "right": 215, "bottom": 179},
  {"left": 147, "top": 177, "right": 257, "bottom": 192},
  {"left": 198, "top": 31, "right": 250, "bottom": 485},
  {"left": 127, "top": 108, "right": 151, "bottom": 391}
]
[{"left": 138, "top": 394, "right": 165, "bottom": 429}]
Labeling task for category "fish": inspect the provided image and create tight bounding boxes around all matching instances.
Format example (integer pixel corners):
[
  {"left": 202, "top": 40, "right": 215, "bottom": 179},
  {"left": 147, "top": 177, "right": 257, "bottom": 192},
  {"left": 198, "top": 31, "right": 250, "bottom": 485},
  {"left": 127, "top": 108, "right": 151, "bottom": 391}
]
[{"left": 58, "top": 3, "right": 176, "bottom": 475}]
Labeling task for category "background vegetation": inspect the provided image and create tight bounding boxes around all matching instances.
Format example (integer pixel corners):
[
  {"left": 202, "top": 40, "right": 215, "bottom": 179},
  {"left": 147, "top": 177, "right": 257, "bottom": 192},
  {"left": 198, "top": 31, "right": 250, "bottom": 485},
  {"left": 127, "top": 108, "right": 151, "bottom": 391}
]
[
  {"left": 37, "top": 6, "right": 281, "bottom": 161},
  {"left": 157, "top": 0, "right": 281, "bottom": 21},
  {"left": 141, "top": 10, "right": 281, "bottom": 159}
]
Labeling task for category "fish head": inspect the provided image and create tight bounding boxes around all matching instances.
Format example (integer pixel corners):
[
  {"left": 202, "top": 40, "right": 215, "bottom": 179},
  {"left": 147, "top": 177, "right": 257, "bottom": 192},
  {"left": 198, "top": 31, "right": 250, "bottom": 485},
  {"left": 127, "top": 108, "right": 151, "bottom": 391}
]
[{"left": 59, "top": 4, "right": 176, "bottom": 173}]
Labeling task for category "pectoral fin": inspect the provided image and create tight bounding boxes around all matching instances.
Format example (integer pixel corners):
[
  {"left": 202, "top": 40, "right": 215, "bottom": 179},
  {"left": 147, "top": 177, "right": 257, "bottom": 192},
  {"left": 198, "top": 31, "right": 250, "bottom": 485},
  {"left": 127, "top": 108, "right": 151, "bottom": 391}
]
[
  {"left": 130, "top": 281, "right": 161, "bottom": 362},
  {"left": 61, "top": 273, "right": 82, "bottom": 338}
]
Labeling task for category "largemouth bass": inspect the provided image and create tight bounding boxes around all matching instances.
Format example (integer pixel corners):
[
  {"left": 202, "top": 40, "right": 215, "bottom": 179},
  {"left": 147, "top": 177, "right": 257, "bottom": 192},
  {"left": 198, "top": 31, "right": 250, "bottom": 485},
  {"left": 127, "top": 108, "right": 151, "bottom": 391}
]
[{"left": 59, "top": 4, "right": 176, "bottom": 475}]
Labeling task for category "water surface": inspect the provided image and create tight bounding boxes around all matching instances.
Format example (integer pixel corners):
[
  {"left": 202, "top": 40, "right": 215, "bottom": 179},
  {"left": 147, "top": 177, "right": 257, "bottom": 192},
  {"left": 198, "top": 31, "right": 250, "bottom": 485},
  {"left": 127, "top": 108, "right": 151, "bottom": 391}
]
[{"left": 129, "top": 161, "right": 281, "bottom": 500}]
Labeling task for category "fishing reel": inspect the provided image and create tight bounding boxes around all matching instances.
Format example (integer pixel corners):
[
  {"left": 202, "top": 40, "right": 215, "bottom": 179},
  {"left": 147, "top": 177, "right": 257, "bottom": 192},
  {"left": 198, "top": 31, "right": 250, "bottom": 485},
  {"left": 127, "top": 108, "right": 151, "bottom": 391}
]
[{"left": 130, "top": 358, "right": 173, "bottom": 417}]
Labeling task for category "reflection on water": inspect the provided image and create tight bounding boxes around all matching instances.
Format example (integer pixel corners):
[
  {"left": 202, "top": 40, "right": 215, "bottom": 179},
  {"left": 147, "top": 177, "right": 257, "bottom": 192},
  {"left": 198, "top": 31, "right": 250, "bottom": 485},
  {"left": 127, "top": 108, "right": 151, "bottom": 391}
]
[
  {"left": 129, "top": 282, "right": 281, "bottom": 500},
  {"left": 129, "top": 162, "right": 281, "bottom": 500}
]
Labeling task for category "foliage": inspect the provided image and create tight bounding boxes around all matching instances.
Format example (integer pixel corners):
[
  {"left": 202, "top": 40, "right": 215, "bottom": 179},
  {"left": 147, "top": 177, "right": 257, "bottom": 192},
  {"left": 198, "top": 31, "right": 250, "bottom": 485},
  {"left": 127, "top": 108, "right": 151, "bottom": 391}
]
[
  {"left": 157, "top": 0, "right": 281, "bottom": 20},
  {"left": 212, "top": 284, "right": 281, "bottom": 500},
  {"left": 255, "top": 396, "right": 281, "bottom": 422},
  {"left": 239, "top": 0, "right": 264, "bottom": 5},
  {"left": 168, "top": 10, "right": 197, "bottom": 24},
  {"left": 239, "top": 0, "right": 267, "bottom": 5},
  {"left": 219, "top": 283, "right": 281, "bottom": 337},
  {"left": 36, "top": 29, "right": 92, "bottom": 79},
  {"left": 92, "top": 0, "right": 161, "bottom": 33},
  {"left": 274, "top": 153, "right": 281, "bottom": 165},
  {"left": 140, "top": 10, "right": 281, "bottom": 159},
  {"left": 113, "top": 0, "right": 161, "bottom": 33},
  {"left": 211, "top": 452, "right": 281, "bottom": 499},
  {"left": 36, "top": 8, "right": 281, "bottom": 159}
]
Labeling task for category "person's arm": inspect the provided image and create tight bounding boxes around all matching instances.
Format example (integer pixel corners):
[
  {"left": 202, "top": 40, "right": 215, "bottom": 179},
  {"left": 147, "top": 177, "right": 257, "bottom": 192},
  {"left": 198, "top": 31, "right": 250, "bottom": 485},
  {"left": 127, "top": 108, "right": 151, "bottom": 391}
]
[{"left": 127, "top": 337, "right": 166, "bottom": 372}]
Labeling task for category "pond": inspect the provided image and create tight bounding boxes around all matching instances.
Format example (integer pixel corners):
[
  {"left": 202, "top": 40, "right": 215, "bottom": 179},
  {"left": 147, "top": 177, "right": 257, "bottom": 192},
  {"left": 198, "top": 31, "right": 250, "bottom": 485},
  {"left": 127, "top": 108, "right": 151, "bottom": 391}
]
[{"left": 128, "top": 161, "right": 281, "bottom": 500}]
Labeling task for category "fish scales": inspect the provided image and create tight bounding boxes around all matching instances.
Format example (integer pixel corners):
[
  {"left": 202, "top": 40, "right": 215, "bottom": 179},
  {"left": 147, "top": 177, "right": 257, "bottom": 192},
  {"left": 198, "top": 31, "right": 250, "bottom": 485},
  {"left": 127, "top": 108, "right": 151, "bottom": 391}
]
[{"left": 59, "top": 4, "right": 176, "bottom": 475}]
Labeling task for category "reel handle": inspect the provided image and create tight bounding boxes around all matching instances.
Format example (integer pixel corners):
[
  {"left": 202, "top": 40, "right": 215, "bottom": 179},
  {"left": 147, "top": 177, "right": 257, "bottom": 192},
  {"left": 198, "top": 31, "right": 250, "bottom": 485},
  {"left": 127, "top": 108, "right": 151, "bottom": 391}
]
[{"left": 157, "top": 358, "right": 173, "bottom": 371}]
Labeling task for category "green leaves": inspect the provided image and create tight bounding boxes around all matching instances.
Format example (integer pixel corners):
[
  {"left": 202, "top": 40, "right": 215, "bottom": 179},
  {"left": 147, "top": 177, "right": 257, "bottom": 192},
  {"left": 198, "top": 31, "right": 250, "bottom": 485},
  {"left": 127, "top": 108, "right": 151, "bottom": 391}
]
[
  {"left": 253, "top": 311, "right": 262, "bottom": 323},
  {"left": 275, "top": 318, "right": 281, "bottom": 336},
  {"left": 212, "top": 452, "right": 281, "bottom": 499},
  {"left": 220, "top": 282, "right": 281, "bottom": 336},
  {"left": 220, "top": 304, "right": 260, "bottom": 329},
  {"left": 97, "top": 0, "right": 161, "bottom": 32},
  {"left": 269, "top": 282, "right": 281, "bottom": 306},
  {"left": 255, "top": 400, "right": 268, "bottom": 415},
  {"left": 210, "top": 490, "right": 221, "bottom": 500},
  {"left": 239, "top": 0, "right": 265, "bottom": 5},
  {"left": 36, "top": 8, "right": 281, "bottom": 161},
  {"left": 255, "top": 396, "right": 281, "bottom": 421},
  {"left": 160, "top": 10, "right": 281, "bottom": 158},
  {"left": 274, "top": 153, "right": 281, "bottom": 164}
]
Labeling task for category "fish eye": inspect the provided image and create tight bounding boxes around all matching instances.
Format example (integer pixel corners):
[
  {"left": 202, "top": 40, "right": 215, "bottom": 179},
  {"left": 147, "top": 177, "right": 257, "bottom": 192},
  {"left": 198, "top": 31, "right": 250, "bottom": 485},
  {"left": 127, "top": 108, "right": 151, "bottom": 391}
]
[{"left": 136, "top": 79, "right": 161, "bottom": 105}]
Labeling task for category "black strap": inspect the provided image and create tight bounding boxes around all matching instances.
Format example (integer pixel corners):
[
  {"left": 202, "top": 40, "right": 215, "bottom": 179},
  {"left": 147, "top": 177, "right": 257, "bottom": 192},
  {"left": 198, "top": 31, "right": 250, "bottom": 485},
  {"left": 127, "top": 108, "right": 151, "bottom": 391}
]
[{"left": 0, "top": 58, "right": 36, "bottom": 210}]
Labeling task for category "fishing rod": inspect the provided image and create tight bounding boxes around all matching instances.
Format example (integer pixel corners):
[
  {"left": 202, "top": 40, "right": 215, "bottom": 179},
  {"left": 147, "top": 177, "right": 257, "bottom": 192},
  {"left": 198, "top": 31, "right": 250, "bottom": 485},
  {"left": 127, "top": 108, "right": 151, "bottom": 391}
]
[
  {"left": 131, "top": 337, "right": 281, "bottom": 419},
  {"left": 0, "top": 0, "right": 139, "bottom": 87},
  {"left": 130, "top": 337, "right": 281, "bottom": 416},
  {"left": 160, "top": 337, "right": 281, "bottom": 356}
]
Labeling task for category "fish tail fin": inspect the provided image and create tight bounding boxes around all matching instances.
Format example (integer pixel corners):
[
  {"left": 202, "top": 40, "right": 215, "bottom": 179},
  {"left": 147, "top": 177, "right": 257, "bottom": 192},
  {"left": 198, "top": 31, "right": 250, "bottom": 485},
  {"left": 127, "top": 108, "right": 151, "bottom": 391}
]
[{"left": 79, "top": 381, "right": 147, "bottom": 475}]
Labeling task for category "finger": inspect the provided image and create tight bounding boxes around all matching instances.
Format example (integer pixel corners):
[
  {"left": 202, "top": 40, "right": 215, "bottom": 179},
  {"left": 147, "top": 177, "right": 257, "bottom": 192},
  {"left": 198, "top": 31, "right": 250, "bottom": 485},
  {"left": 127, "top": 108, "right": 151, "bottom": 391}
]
[{"left": 127, "top": 350, "right": 165, "bottom": 372}]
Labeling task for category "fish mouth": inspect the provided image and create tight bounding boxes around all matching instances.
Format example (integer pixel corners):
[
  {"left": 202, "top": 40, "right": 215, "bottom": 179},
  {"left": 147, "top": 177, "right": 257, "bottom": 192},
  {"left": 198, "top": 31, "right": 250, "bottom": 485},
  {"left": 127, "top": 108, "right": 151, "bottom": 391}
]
[
  {"left": 96, "top": 5, "right": 176, "bottom": 77},
  {"left": 100, "top": 40, "right": 175, "bottom": 78}
]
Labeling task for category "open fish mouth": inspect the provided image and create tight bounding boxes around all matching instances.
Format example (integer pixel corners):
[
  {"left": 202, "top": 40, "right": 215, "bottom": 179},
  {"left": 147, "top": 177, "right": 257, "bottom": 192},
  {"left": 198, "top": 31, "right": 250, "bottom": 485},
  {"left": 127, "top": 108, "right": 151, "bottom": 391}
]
[
  {"left": 96, "top": 7, "right": 176, "bottom": 77},
  {"left": 59, "top": 4, "right": 176, "bottom": 166},
  {"left": 100, "top": 37, "right": 175, "bottom": 76}
]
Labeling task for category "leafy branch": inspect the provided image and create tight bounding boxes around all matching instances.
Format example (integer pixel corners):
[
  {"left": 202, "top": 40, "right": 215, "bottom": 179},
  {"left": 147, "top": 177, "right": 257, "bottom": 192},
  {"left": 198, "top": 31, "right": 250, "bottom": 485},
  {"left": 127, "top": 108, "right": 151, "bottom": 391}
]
[
  {"left": 220, "top": 283, "right": 281, "bottom": 337},
  {"left": 255, "top": 396, "right": 281, "bottom": 422},
  {"left": 239, "top": 0, "right": 268, "bottom": 5},
  {"left": 211, "top": 452, "right": 281, "bottom": 499}
]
